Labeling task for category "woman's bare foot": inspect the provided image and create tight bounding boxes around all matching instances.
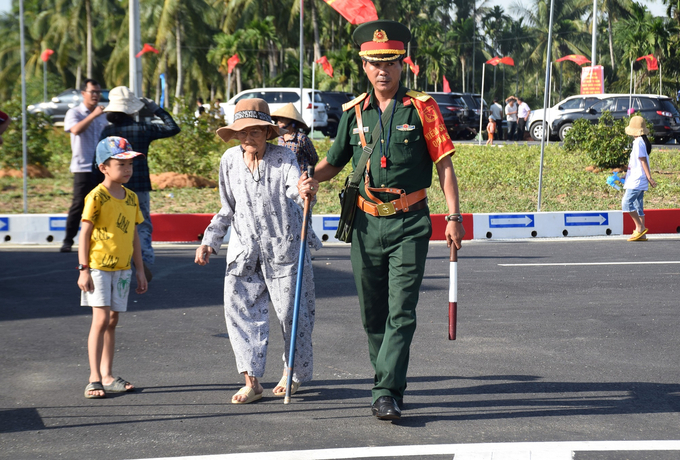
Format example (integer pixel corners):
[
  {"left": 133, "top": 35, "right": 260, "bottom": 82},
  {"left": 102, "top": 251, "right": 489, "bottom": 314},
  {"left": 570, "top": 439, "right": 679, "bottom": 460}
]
[{"left": 232, "top": 374, "right": 263, "bottom": 403}]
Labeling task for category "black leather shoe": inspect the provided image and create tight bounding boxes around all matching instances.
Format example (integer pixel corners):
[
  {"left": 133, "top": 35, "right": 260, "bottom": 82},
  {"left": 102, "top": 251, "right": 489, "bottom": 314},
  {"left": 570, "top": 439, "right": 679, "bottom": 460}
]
[
  {"left": 59, "top": 243, "right": 72, "bottom": 253},
  {"left": 371, "top": 396, "right": 401, "bottom": 420}
]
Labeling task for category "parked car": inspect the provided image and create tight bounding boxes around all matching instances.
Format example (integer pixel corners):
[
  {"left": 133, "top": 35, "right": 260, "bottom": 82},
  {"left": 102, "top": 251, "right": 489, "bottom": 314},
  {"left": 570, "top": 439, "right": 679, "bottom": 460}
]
[
  {"left": 550, "top": 94, "right": 680, "bottom": 143},
  {"left": 428, "top": 92, "right": 489, "bottom": 140},
  {"left": 224, "top": 88, "right": 328, "bottom": 132},
  {"left": 527, "top": 94, "right": 606, "bottom": 141},
  {"left": 317, "top": 91, "right": 355, "bottom": 138},
  {"left": 27, "top": 89, "right": 110, "bottom": 124}
]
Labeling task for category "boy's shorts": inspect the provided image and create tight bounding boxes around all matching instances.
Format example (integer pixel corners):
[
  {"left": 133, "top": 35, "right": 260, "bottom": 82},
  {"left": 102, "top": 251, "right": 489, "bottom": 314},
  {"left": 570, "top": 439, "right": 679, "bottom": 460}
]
[
  {"left": 622, "top": 188, "right": 645, "bottom": 216},
  {"left": 81, "top": 269, "right": 132, "bottom": 312}
]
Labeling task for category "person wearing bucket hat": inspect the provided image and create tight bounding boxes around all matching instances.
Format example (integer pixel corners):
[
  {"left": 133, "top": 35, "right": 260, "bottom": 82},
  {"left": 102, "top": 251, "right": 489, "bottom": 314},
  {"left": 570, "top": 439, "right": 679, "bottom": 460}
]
[
  {"left": 98, "top": 86, "right": 180, "bottom": 279},
  {"left": 622, "top": 116, "right": 657, "bottom": 241},
  {"left": 311, "top": 20, "right": 465, "bottom": 420},
  {"left": 271, "top": 103, "right": 319, "bottom": 172},
  {"left": 196, "top": 98, "right": 321, "bottom": 404},
  {"left": 78, "top": 136, "right": 147, "bottom": 398}
]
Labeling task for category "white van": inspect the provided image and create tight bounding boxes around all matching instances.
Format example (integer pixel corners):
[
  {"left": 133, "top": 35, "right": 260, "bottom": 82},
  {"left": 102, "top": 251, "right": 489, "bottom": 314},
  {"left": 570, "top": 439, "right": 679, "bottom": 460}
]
[{"left": 224, "top": 87, "right": 328, "bottom": 131}]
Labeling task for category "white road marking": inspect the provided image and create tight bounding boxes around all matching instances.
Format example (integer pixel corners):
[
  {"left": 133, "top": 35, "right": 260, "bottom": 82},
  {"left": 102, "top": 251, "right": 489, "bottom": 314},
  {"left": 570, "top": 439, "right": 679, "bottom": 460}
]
[
  {"left": 499, "top": 261, "right": 680, "bottom": 267},
  {"left": 130, "top": 440, "right": 680, "bottom": 460}
]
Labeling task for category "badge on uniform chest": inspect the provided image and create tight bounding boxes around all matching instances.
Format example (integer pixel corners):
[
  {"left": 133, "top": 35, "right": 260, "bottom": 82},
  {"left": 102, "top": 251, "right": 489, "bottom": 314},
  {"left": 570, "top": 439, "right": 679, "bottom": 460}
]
[{"left": 352, "top": 126, "right": 370, "bottom": 134}]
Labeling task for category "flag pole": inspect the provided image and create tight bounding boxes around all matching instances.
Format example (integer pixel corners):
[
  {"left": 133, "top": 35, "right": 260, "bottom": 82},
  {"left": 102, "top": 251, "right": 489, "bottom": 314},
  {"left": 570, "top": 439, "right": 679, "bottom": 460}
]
[
  {"left": 537, "top": 0, "right": 555, "bottom": 212},
  {"left": 629, "top": 59, "right": 633, "bottom": 111},
  {"left": 299, "top": 0, "right": 304, "bottom": 116},
  {"left": 478, "top": 64, "right": 485, "bottom": 146}
]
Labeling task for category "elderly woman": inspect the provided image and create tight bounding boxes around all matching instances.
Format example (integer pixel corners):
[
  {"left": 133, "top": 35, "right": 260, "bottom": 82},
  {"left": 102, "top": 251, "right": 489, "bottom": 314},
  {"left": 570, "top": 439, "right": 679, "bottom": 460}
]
[
  {"left": 271, "top": 103, "right": 319, "bottom": 172},
  {"left": 195, "top": 98, "right": 321, "bottom": 404}
]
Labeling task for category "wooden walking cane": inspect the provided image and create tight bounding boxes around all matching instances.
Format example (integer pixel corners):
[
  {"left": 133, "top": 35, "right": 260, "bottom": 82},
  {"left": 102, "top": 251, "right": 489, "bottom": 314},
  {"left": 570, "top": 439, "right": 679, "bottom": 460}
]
[
  {"left": 449, "top": 244, "right": 458, "bottom": 340},
  {"left": 284, "top": 165, "right": 314, "bottom": 404}
]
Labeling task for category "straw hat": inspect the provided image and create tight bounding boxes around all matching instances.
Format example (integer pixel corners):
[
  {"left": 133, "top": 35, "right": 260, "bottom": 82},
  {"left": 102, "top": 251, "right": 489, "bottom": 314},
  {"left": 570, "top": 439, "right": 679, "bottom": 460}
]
[
  {"left": 625, "top": 116, "right": 650, "bottom": 136},
  {"left": 216, "top": 98, "right": 281, "bottom": 143},
  {"left": 271, "top": 103, "right": 308, "bottom": 131},
  {"left": 104, "top": 86, "right": 145, "bottom": 115}
]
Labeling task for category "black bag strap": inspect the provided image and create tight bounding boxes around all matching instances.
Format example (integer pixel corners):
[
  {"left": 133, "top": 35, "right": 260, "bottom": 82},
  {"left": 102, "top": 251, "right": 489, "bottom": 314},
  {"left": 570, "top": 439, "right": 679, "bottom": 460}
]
[{"left": 349, "top": 99, "right": 395, "bottom": 186}]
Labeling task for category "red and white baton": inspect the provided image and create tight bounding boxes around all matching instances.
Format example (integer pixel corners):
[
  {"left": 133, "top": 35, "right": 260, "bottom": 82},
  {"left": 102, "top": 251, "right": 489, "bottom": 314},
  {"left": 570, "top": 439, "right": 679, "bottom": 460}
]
[{"left": 448, "top": 245, "right": 457, "bottom": 340}]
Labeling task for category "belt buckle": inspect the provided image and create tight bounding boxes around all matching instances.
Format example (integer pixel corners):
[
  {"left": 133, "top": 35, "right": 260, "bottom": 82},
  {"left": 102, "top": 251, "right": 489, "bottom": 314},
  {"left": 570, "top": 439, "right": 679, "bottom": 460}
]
[{"left": 376, "top": 202, "right": 396, "bottom": 216}]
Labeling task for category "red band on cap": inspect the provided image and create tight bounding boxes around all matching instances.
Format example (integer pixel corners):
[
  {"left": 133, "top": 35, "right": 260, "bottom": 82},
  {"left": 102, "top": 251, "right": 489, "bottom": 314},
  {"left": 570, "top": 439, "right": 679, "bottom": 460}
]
[{"left": 360, "top": 40, "right": 404, "bottom": 52}]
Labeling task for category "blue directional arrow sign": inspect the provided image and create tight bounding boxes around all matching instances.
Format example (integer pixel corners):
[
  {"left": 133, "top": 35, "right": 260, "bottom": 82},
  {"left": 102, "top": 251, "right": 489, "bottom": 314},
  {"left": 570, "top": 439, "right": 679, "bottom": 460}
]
[
  {"left": 323, "top": 216, "right": 339, "bottom": 231},
  {"left": 49, "top": 217, "right": 67, "bottom": 231},
  {"left": 0, "top": 217, "right": 8, "bottom": 232},
  {"left": 489, "top": 214, "right": 534, "bottom": 228},
  {"left": 564, "top": 212, "right": 608, "bottom": 226}
]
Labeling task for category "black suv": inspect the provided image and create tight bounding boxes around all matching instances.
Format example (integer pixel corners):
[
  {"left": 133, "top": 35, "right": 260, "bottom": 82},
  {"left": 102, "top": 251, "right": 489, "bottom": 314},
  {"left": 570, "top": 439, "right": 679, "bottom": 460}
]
[
  {"left": 317, "top": 91, "right": 355, "bottom": 138},
  {"left": 428, "top": 92, "right": 489, "bottom": 140},
  {"left": 551, "top": 94, "right": 680, "bottom": 143}
]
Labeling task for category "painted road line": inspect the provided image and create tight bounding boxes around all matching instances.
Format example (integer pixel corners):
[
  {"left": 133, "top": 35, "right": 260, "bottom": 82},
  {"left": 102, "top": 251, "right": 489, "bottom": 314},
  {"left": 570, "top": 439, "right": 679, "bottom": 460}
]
[
  {"left": 564, "top": 212, "right": 608, "bottom": 226},
  {"left": 489, "top": 214, "right": 534, "bottom": 228},
  {"left": 130, "top": 440, "right": 680, "bottom": 460},
  {"left": 499, "top": 261, "right": 680, "bottom": 267}
]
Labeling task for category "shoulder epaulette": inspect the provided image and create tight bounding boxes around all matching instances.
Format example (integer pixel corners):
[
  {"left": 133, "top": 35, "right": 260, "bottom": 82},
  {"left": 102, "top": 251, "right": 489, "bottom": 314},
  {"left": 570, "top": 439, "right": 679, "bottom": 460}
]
[
  {"left": 406, "top": 90, "right": 431, "bottom": 102},
  {"left": 342, "top": 93, "right": 368, "bottom": 112}
]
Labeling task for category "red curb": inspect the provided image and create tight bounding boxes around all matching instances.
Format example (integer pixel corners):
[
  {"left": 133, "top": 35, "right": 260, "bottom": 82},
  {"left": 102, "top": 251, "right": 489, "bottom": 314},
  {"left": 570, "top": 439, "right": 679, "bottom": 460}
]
[
  {"left": 621, "top": 208, "right": 680, "bottom": 235},
  {"left": 150, "top": 213, "right": 214, "bottom": 243}
]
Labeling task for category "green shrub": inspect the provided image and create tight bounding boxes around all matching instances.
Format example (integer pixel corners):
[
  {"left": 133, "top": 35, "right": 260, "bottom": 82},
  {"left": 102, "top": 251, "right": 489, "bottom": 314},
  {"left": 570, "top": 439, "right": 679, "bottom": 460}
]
[
  {"left": 563, "top": 111, "right": 653, "bottom": 169},
  {"left": 147, "top": 99, "right": 227, "bottom": 179},
  {"left": 0, "top": 97, "right": 52, "bottom": 169}
]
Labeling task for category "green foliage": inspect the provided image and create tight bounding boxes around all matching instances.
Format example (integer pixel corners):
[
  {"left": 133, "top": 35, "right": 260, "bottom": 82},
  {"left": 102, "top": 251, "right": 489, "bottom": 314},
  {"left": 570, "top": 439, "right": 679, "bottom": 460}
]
[
  {"left": 147, "top": 100, "right": 227, "bottom": 179},
  {"left": 562, "top": 111, "right": 650, "bottom": 168},
  {"left": 0, "top": 97, "right": 52, "bottom": 169}
]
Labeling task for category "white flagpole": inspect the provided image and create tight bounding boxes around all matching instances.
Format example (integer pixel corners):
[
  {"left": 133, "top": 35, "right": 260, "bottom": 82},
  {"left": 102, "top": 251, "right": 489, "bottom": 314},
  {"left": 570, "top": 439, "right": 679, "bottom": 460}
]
[
  {"left": 478, "top": 64, "right": 485, "bottom": 146},
  {"left": 629, "top": 59, "right": 633, "bottom": 111}
]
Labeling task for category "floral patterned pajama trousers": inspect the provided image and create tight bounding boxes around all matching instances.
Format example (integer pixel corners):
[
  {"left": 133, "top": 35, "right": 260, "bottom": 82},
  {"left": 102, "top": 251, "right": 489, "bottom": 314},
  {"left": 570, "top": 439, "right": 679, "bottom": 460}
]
[{"left": 223, "top": 257, "right": 315, "bottom": 383}]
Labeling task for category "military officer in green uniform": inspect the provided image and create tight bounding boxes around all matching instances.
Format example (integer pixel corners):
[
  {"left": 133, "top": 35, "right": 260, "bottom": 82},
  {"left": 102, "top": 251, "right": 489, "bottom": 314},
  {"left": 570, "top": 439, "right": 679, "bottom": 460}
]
[{"left": 304, "top": 19, "right": 465, "bottom": 420}]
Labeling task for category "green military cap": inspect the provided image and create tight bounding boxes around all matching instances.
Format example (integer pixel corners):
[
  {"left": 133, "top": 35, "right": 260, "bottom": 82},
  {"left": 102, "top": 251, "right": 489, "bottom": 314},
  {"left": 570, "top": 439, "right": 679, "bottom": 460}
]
[{"left": 353, "top": 20, "right": 411, "bottom": 62}]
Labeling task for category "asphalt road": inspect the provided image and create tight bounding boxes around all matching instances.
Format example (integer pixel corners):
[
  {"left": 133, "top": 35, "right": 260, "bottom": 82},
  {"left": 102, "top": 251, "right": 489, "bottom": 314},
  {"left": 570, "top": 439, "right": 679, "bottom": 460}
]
[{"left": 1, "top": 237, "right": 679, "bottom": 460}]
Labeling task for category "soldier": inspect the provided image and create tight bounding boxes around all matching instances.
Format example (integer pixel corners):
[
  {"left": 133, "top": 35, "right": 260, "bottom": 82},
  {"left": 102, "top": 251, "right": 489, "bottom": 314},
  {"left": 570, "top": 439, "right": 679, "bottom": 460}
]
[{"left": 309, "top": 20, "right": 465, "bottom": 420}]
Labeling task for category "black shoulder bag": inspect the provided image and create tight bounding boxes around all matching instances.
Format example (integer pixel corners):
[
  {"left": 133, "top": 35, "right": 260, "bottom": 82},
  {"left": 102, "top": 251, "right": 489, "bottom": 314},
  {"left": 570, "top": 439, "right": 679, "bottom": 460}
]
[{"left": 335, "top": 100, "right": 395, "bottom": 243}]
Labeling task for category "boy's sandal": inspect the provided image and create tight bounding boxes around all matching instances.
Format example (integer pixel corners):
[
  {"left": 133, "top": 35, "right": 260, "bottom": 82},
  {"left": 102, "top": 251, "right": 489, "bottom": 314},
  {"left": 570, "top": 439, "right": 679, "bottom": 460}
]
[
  {"left": 103, "top": 376, "right": 134, "bottom": 393},
  {"left": 84, "top": 382, "right": 106, "bottom": 399},
  {"left": 272, "top": 375, "right": 301, "bottom": 397},
  {"left": 231, "top": 386, "right": 263, "bottom": 404}
]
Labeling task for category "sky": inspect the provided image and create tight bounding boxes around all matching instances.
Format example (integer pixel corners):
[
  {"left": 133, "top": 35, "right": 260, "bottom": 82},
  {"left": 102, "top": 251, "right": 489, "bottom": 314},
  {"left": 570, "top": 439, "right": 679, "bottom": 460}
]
[
  {"left": 0, "top": 0, "right": 670, "bottom": 18},
  {"left": 485, "top": 0, "right": 667, "bottom": 19}
]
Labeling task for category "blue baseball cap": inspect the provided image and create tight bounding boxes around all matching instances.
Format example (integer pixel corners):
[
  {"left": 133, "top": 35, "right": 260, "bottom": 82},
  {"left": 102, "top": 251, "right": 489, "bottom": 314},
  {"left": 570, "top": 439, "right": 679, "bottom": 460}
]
[{"left": 96, "top": 136, "right": 144, "bottom": 166}]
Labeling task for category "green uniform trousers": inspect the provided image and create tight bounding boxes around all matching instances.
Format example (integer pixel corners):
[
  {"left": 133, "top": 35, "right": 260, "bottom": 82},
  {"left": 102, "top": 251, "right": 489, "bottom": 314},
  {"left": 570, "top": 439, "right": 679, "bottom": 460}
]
[{"left": 350, "top": 206, "right": 432, "bottom": 403}]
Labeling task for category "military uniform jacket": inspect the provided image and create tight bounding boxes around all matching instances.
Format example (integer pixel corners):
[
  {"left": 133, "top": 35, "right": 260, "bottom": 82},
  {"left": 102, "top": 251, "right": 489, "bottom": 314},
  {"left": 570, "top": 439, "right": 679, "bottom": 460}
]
[{"left": 326, "top": 85, "right": 454, "bottom": 205}]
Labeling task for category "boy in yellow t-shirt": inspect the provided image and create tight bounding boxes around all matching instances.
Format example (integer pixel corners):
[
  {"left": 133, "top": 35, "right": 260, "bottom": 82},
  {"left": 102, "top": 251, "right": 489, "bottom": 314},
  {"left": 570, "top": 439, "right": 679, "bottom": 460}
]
[{"left": 78, "top": 136, "right": 148, "bottom": 399}]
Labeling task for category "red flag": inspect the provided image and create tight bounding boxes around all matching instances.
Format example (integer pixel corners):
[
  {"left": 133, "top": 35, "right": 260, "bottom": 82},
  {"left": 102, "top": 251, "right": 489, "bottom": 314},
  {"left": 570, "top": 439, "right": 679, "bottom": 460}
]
[
  {"left": 322, "top": 0, "right": 378, "bottom": 25},
  {"left": 403, "top": 57, "right": 419, "bottom": 76},
  {"left": 636, "top": 54, "right": 658, "bottom": 71},
  {"left": 486, "top": 56, "right": 514, "bottom": 66},
  {"left": 316, "top": 56, "right": 334, "bottom": 78},
  {"left": 135, "top": 43, "right": 159, "bottom": 58},
  {"left": 227, "top": 54, "right": 240, "bottom": 74},
  {"left": 40, "top": 49, "right": 54, "bottom": 62},
  {"left": 443, "top": 75, "right": 451, "bottom": 93},
  {"left": 556, "top": 54, "right": 590, "bottom": 65}
]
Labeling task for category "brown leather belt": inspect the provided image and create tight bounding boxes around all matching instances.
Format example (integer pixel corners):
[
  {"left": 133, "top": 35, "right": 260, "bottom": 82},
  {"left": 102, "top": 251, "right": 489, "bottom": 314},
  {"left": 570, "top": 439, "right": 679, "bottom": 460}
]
[{"left": 357, "top": 189, "right": 428, "bottom": 217}]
